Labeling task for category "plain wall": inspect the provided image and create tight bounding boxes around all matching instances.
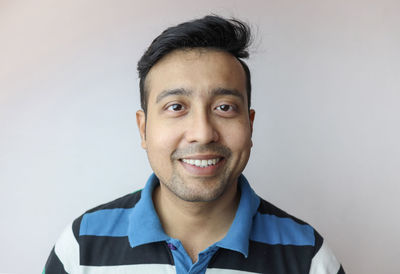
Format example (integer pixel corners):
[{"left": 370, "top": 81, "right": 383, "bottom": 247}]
[{"left": 1, "top": 0, "right": 399, "bottom": 273}]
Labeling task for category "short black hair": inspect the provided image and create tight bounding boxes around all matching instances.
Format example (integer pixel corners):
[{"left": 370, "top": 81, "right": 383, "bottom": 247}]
[{"left": 137, "top": 15, "right": 252, "bottom": 113}]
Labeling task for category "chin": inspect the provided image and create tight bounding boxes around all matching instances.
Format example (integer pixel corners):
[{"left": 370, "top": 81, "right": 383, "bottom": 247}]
[{"left": 166, "top": 174, "right": 230, "bottom": 202}]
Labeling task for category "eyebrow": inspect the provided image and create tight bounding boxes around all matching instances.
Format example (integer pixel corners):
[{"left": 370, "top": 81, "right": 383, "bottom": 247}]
[
  {"left": 155, "top": 87, "right": 244, "bottom": 103},
  {"left": 212, "top": 88, "right": 244, "bottom": 102},
  {"left": 156, "top": 88, "right": 192, "bottom": 103}
]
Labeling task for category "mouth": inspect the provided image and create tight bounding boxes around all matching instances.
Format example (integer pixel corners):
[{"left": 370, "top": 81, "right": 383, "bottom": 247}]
[
  {"left": 180, "top": 157, "right": 222, "bottom": 168},
  {"left": 178, "top": 155, "right": 225, "bottom": 176}
]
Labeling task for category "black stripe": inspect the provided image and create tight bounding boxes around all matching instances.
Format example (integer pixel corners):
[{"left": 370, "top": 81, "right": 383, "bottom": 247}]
[
  {"left": 338, "top": 265, "right": 346, "bottom": 274},
  {"left": 313, "top": 229, "right": 324, "bottom": 256},
  {"left": 208, "top": 240, "right": 313, "bottom": 273},
  {"left": 86, "top": 190, "right": 142, "bottom": 213},
  {"left": 72, "top": 215, "right": 82, "bottom": 241},
  {"left": 79, "top": 236, "right": 173, "bottom": 266},
  {"left": 257, "top": 198, "right": 309, "bottom": 225},
  {"left": 44, "top": 247, "right": 68, "bottom": 274}
]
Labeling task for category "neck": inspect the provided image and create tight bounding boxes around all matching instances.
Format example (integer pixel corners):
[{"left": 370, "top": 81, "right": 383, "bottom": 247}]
[{"left": 153, "top": 180, "right": 240, "bottom": 262}]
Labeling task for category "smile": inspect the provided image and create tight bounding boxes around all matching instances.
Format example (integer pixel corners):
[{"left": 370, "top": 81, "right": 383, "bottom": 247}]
[{"left": 181, "top": 158, "right": 221, "bottom": 168}]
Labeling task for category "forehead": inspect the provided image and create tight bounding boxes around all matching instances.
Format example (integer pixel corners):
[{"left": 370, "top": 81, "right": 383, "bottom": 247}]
[{"left": 145, "top": 49, "right": 247, "bottom": 103}]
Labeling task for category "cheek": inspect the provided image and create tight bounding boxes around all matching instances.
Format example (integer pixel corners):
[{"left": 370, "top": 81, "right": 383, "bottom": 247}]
[
  {"left": 221, "top": 122, "right": 253, "bottom": 151},
  {"left": 145, "top": 125, "right": 177, "bottom": 177},
  {"left": 230, "top": 135, "right": 252, "bottom": 153},
  {"left": 145, "top": 123, "right": 181, "bottom": 155}
]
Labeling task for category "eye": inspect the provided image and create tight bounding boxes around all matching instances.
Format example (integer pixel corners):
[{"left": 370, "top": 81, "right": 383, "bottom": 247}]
[
  {"left": 167, "top": 103, "right": 184, "bottom": 112},
  {"left": 216, "top": 104, "right": 234, "bottom": 112}
]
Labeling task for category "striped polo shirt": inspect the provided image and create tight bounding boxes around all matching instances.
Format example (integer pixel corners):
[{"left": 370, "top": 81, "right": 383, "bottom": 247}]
[{"left": 44, "top": 174, "right": 345, "bottom": 273}]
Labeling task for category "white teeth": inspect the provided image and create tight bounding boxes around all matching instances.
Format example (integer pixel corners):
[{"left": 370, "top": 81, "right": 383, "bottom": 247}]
[{"left": 182, "top": 158, "right": 221, "bottom": 168}]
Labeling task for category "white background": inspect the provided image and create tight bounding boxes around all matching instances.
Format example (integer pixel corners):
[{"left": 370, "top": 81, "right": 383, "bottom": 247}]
[{"left": 1, "top": 0, "right": 399, "bottom": 273}]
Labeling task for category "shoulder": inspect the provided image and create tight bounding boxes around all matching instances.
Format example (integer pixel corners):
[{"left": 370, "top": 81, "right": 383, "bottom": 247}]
[
  {"left": 72, "top": 190, "right": 143, "bottom": 239},
  {"left": 256, "top": 197, "right": 308, "bottom": 224},
  {"left": 45, "top": 190, "right": 144, "bottom": 273},
  {"left": 251, "top": 197, "right": 344, "bottom": 273},
  {"left": 253, "top": 197, "right": 317, "bottom": 245}
]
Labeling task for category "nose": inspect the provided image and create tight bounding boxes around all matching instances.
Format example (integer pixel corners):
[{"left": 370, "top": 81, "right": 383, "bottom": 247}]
[{"left": 185, "top": 110, "right": 219, "bottom": 144}]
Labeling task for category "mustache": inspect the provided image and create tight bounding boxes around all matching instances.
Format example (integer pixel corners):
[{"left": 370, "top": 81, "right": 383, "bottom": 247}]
[{"left": 171, "top": 143, "right": 232, "bottom": 160}]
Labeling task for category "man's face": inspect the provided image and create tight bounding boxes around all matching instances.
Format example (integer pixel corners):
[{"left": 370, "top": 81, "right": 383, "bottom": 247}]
[{"left": 136, "top": 49, "right": 255, "bottom": 202}]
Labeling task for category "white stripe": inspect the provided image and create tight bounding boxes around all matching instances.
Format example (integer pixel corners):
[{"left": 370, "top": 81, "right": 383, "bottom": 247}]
[
  {"left": 309, "top": 240, "right": 341, "bottom": 274},
  {"left": 76, "top": 264, "right": 176, "bottom": 274},
  {"left": 206, "top": 269, "right": 259, "bottom": 274},
  {"left": 53, "top": 223, "right": 177, "bottom": 273},
  {"left": 54, "top": 222, "right": 81, "bottom": 273}
]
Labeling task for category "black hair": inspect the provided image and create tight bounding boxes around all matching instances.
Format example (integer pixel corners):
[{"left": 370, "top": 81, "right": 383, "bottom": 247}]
[{"left": 137, "top": 15, "right": 252, "bottom": 113}]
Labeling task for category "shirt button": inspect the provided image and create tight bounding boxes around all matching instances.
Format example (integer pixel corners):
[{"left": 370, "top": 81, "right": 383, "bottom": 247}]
[{"left": 167, "top": 243, "right": 177, "bottom": 250}]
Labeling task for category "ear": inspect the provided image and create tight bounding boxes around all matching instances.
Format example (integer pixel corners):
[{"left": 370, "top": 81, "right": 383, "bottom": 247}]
[
  {"left": 249, "top": 109, "right": 255, "bottom": 147},
  {"left": 136, "top": 110, "right": 147, "bottom": 149},
  {"left": 249, "top": 109, "right": 255, "bottom": 134}
]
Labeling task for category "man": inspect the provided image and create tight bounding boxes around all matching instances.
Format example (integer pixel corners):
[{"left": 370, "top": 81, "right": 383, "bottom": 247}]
[{"left": 45, "top": 15, "right": 345, "bottom": 273}]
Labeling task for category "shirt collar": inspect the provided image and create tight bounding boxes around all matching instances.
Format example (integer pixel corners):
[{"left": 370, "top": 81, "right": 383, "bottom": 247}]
[
  {"left": 128, "top": 174, "right": 169, "bottom": 247},
  {"left": 128, "top": 173, "right": 260, "bottom": 257},
  {"left": 215, "top": 174, "right": 260, "bottom": 257}
]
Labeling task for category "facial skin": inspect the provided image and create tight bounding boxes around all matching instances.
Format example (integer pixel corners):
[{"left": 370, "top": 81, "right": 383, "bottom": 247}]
[{"left": 136, "top": 49, "right": 255, "bottom": 203}]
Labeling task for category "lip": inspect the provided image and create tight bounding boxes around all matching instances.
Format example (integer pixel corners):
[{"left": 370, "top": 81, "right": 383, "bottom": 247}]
[
  {"left": 179, "top": 154, "right": 224, "bottom": 160},
  {"left": 179, "top": 157, "right": 225, "bottom": 176}
]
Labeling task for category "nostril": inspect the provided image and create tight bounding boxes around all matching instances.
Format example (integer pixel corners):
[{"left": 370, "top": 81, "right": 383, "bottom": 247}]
[{"left": 185, "top": 121, "right": 219, "bottom": 144}]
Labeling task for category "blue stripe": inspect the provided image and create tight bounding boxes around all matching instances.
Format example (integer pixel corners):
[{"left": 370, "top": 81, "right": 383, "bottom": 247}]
[
  {"left": 250, "top": 213, "right": 315, "bottom": 246},
  {"left": 79, "top": 208, "right": 133, "bottom": 237}
]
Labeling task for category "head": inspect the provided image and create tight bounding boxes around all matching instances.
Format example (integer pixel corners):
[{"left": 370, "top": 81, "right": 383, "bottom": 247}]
[
  {"left": 137, "top": 15, "right": 252, "bottom": 114},
  {"left": 136, "top": 15, "right": 255, "bottom": 203}
]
